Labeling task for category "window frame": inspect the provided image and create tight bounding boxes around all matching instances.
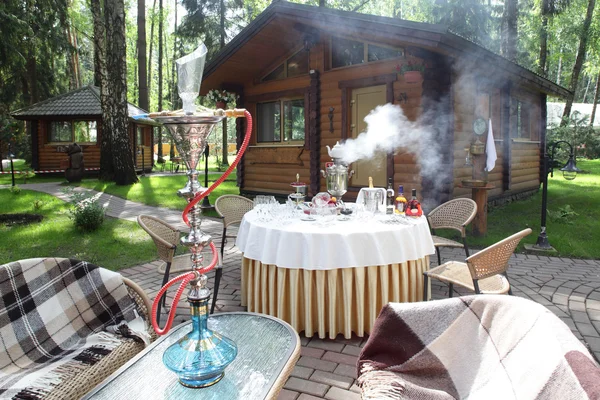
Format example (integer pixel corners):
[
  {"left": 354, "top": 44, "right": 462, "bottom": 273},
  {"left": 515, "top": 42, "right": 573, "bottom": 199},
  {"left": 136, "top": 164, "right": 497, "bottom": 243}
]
[
  {"left": 47, "top": 120, "right": 98, "bottom": 145},
  {"left": 514, "top": 99, "right": 531, "bottom": 140},
  {"left": 255, "top": 97, "right": 307, "bottom": 147},
  {"left": 261, "top": 48, "right": 310, "bottom": 83},
  {"left": 329, "top": 36, "right": 404, "bottom": 71}
]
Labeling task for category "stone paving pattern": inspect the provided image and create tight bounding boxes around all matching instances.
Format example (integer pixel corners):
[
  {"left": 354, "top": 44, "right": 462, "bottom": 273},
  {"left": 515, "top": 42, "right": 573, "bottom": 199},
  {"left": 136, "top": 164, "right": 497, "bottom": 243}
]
[{"left": 18, "top": 182, "right": 600, "bottom": 400}]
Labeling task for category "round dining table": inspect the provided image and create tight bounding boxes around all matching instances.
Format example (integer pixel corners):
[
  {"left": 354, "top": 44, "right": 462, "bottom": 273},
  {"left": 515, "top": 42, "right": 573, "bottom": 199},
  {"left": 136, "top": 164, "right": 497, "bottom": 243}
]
[{"left": 236, "top": 207, "right": 436, "bottom": 339}]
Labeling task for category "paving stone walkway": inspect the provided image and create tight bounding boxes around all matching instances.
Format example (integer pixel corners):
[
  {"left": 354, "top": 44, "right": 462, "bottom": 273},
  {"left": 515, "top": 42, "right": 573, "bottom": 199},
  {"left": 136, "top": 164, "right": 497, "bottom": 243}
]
[{"left": 18, "top": 182, "right": 600, "bottom": 400}]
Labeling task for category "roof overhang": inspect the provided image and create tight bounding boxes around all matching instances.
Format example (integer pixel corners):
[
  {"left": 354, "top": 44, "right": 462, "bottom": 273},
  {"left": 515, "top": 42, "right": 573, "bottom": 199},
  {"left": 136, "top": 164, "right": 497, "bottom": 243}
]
[{"left": 202, "top": 1, "right": 571, "bottom": 99}]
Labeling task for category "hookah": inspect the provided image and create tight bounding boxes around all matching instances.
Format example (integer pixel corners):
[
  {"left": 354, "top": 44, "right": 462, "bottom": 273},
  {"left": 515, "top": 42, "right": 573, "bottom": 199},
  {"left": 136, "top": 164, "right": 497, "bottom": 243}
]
[{"left": 146, "top": 44, "right": 253, "bottom": 388}]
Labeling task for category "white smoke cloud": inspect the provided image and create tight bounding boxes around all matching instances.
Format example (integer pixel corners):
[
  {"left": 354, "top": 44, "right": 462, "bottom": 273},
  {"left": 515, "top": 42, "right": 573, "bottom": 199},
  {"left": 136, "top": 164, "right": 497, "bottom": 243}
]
[{"left": 336, "top": 102, "right": 443, "bottom": 188}]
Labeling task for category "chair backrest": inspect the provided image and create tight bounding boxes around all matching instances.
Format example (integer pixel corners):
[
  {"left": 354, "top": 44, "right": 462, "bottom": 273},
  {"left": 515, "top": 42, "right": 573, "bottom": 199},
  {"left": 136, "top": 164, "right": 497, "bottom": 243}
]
[
  {"left": 466, "top": 228, "right": 532, "bottom": 280},
  {"left": 427, "top": 198, "right": 477, "bottom": 237},
  {"left": 215, "top": 195, "right": 254, "bottom": 228},
  {"left": 137, "top": 214, "right": 179, "bottom": 263}
]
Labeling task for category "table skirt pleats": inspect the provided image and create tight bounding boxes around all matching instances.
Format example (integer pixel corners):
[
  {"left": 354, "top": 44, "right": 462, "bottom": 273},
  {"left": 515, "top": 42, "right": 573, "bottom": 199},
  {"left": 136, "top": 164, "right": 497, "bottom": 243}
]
[{"left": 241, "top": 256, "right": 430, "bottom": 339}]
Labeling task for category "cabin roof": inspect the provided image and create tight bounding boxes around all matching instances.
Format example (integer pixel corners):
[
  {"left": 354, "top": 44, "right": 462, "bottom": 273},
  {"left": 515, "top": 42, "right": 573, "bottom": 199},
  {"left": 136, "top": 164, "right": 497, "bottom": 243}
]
[
  {"left": 11, "top": 86, "right": 159, "bottom": 125},
  {"left": 202, "top": 0, "right": 571, "bottom": 99}
]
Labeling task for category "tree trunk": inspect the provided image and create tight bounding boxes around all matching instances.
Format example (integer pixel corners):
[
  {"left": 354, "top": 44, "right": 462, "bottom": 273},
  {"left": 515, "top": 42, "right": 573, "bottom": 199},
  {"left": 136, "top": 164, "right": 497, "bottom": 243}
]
[
  {"left": 157, "top": 0, "right": 164, "bottom": 161},
  {"left": 105, "top": 0, "right": 138, "bottom": 185},
  {"left": 219, "top": 0, "right": 229, "bottom": 165},
  {"left": 138, "top": 0, "right": 148, "bottom": 111},
  {"left": 583, "top": 75, "right": 591, "bottom": 103},
  {"left": 538, "top": 14, "right": 548, "bottom": 76},
  {"left": 147, "top": 0, "right": 157, "bottom": 100},
  {"left": 502, "top": 0, "right": 518, "bottom": 62},
  {"left": 561, "top": 0, "right": 596, "bottom": 125},
  {"left": 91, "top": 0, "right": 114, "bottom": 180},
  {"left": 171, "top": 0, "right": 177, "bottom": 110},
  {"left": 590, "top": 70, "right": 600, "bottom": 127}
]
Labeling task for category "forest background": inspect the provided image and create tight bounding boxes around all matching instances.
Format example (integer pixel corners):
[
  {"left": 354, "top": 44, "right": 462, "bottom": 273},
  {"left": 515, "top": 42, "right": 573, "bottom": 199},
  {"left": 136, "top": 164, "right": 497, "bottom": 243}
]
[{"left": 1, "top": 0, "right": 599, "bottom": 183}]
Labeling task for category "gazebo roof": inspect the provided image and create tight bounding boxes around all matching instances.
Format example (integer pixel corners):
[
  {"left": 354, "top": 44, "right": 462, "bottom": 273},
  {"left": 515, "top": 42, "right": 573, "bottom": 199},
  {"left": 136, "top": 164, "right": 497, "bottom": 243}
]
[{"left": 11, "top": 85, "right": 159, "bottom": 125}]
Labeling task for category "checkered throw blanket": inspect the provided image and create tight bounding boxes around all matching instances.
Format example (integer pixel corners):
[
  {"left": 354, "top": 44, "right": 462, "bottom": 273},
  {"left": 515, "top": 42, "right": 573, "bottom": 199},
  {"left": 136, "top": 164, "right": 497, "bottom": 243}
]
[
  {"left": 0, "top": 258, "right": 140, "bottom": 399},
  {"left": 357, "top": 295, "right": 600, "bottom": 400}
]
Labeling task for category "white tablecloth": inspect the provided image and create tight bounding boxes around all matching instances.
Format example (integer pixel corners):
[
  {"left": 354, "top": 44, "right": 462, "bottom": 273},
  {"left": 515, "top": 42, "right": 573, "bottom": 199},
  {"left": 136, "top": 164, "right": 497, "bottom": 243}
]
[{"left": 236, "top": 209, "right": 435, "bottom": 270}]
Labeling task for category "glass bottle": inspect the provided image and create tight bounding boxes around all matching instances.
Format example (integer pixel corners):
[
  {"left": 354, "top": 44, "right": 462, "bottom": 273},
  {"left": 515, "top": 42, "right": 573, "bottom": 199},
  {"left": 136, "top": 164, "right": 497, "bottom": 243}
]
[
  {"left": 162, "top": 275, "right": 238, "bottom": 388},
  {"left": 386, "top": 178, "right": 395, "bottom": 215},
  {"left": 406, "top": 189, "right": 423, "bottom": 217},
  {"left": 394, "top": 185, "right": 407, "bottom": 215}
]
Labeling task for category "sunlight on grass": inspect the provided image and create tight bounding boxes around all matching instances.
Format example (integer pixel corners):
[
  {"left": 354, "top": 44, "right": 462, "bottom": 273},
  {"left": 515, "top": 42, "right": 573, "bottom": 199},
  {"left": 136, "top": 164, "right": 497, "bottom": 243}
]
[
  {"left": 0, "top": 189, "right": 157, "bottom": 271},
  {"left": 0, "top": 159, "right": 66, "bottom": 185},
  {"left": 77, "top": 172, "right": 239, "bottom": 217},
  {"left": 439, "top": 159, "right": 600, "bottom": 259}
]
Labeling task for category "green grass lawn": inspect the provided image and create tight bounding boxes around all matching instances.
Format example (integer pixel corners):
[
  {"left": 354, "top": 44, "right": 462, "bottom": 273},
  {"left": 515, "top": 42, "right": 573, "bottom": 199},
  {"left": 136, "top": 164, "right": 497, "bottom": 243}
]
[
  {"left": 77, "top": 172, "right": 239, "bottom": 218},
  {"left": 0, "top": 189, "right": 158, "bottom": 271},
  {"left": 439, "top": 159, "right": 600, "bottom": 259},
  {"left": 0, "top": 159, "right": 66, "bottom": 185}
]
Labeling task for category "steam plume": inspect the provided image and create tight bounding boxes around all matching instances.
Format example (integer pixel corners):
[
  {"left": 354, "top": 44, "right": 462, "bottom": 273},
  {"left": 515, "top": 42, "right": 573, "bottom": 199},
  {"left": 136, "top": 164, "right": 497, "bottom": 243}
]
[{"left": 336, "top": 103, "right": 444, "bottom": 190}]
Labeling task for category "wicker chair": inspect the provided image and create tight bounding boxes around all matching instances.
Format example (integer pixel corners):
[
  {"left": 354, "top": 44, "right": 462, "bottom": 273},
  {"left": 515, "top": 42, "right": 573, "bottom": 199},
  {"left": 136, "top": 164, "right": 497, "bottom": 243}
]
[
  {"left": 137, "top": 215, "right": 192, "bottom": 322},
  {"left": 214, "top": 195, "right": 254, "bottom": 313},
  {"left": 427, "top": 198, "right": 477, "bottom": 265},
  {"left": 423, "top": 228, "right": 532, "bottom": 300}
]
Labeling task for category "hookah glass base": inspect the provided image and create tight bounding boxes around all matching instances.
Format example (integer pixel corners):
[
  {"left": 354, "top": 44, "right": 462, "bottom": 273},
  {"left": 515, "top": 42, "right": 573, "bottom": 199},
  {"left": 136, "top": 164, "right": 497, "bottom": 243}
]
[{"left": 162, "top": 276, "right": 238, "bottom": 388}]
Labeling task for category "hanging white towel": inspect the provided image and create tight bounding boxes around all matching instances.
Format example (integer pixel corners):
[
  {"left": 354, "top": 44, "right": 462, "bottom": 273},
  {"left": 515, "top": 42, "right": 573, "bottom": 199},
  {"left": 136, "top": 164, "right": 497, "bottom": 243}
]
[{"left": 486, "top": 118, "right": 497, "bottom": 172}]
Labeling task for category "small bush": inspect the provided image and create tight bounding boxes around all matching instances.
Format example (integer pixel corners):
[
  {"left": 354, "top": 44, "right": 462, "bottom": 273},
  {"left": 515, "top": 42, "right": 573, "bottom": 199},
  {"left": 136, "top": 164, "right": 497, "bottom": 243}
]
[
  {"left": 63, "top": 188, "right": 105, "bottom": 231},
  {"left": 10, "top": 185, "right": 21, "bottom": 195},
  {"left": 32, "top": 199, "right": 44, "bottom": 210},
  {"left": 547, "top": 204, "right": 579, "bottom": 224}
]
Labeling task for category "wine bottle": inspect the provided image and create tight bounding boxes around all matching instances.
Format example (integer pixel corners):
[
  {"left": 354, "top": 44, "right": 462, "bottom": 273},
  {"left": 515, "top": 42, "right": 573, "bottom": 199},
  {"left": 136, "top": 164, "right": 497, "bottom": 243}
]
[
  {"left": 386, "top": 178, "right": 395, "bottom": 215},
  {"left": 394, "top": 185, "right": 407, "bottom": 215},
  {"left": 406, "top": 189, "right": 423, "bottom": 217}
]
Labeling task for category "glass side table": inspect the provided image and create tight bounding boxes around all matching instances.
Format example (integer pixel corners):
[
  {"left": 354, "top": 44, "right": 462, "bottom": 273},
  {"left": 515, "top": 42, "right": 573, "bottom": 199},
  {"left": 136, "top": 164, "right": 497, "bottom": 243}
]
[{"left": 83, "top": 312, "right": 300, "bottom": 400}]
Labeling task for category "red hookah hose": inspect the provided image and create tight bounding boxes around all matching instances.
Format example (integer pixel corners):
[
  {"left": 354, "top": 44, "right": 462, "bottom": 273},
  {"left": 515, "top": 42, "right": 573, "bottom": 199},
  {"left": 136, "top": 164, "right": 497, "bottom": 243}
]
[{"left": 151, "top": 110, "right": 253, "bottom": 335}]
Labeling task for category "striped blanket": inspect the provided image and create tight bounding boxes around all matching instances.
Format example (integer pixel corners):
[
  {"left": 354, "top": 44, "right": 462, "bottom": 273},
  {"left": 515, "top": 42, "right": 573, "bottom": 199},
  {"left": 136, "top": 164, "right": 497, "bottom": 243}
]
[
  {"left": 0, "top": 258, "right": 141, "bottom": 399},
  {"left": 357, "top": 295, "right": 600, "bottom": 399}
]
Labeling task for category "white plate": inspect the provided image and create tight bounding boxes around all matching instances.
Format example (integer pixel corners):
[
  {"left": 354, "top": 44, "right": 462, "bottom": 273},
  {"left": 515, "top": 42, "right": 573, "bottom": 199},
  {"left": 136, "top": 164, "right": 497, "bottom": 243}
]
[{"left": 300, "top": 216, "right": 316, "bottom": 221}]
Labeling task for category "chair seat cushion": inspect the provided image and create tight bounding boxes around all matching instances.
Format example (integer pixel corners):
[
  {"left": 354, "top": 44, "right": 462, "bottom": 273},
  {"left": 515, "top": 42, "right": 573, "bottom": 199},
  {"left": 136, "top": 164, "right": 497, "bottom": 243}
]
[
  {"left": 157, "top": 254, "right": 193, "bottom": 275},
  {"left": 431, "top": 235, "right": 464, "bottom": 249},
  {"left": 426, "top": 261, "right": 510, "bottom": 294}
]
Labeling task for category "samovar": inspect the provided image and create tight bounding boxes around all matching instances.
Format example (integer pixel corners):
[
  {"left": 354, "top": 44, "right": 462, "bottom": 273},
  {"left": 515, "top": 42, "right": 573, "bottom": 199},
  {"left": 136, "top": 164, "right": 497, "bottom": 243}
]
[{"left": 320, "top": 142, "right": 354, "bottom": 203}]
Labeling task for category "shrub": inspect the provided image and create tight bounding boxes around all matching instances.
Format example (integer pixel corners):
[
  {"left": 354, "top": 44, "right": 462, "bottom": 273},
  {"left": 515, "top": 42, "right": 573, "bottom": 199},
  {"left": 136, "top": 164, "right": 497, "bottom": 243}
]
[
  {"left": 10, "top": 185, "right": 21, "bottom": 195},
  {"left": 32, "top": 199, "right": 43, "bottom": 210},
  {"left": 63, "top": 188, "right": 105, "bottom": 231},
  {"left": 547, "top": 204, "right": 579, "bottom": 225},
  {"left": 547, "top": 112, "right": 600, "bottom": 160}
]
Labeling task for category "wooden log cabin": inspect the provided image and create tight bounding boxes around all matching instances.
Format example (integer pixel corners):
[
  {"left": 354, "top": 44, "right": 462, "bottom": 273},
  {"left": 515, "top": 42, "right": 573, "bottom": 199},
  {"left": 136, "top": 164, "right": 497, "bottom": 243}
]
[
  {"left": 11, "top": 85, "right": 158, "bottom": 174},
  {"left": 200, "top": 1, "right": 571, "bottom": 208}
]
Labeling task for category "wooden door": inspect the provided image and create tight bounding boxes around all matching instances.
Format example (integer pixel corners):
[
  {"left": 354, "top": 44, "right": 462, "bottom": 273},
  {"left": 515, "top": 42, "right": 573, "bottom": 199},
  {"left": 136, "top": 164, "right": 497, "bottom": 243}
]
[{"left": 350, "top": 85, "right": 387, "bottom": 187}]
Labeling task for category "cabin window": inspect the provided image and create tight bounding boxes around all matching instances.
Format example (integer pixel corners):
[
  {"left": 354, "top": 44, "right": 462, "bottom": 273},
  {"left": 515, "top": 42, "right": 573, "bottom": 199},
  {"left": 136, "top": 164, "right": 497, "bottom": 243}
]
[
  {"left": 49, "top": 121, "right": 97, "bottom": 143},
  {"left": 136, "top": 126, "right": 145, "bottom": 146},
  {"left": 262, "top": 49, "right": 309, "bottom": 82},
  {"left": 331, "top": 36, "right": 404, "bottom": 69},
  {"left": 515, "top": 100, "right": 530, "bottom": 139},
  {"left": 257, "top": 99, "right": 305, "bottom": 144}
]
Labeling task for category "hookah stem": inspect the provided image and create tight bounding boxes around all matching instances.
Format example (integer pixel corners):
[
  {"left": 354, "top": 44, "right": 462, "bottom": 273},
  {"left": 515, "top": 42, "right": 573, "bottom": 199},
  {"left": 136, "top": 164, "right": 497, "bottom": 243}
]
[{"left": 152, "top": 111, "right": 252, "bottom": 336}]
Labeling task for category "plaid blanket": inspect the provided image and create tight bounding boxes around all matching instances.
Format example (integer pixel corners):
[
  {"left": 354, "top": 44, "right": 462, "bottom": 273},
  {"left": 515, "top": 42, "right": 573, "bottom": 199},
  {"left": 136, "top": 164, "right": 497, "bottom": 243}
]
[
  {"left": 357, "top": 295, "right": 600, "bottom": 400},
  {"left": 0, "top": 258, "right": 140, "bottom": 399}
]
